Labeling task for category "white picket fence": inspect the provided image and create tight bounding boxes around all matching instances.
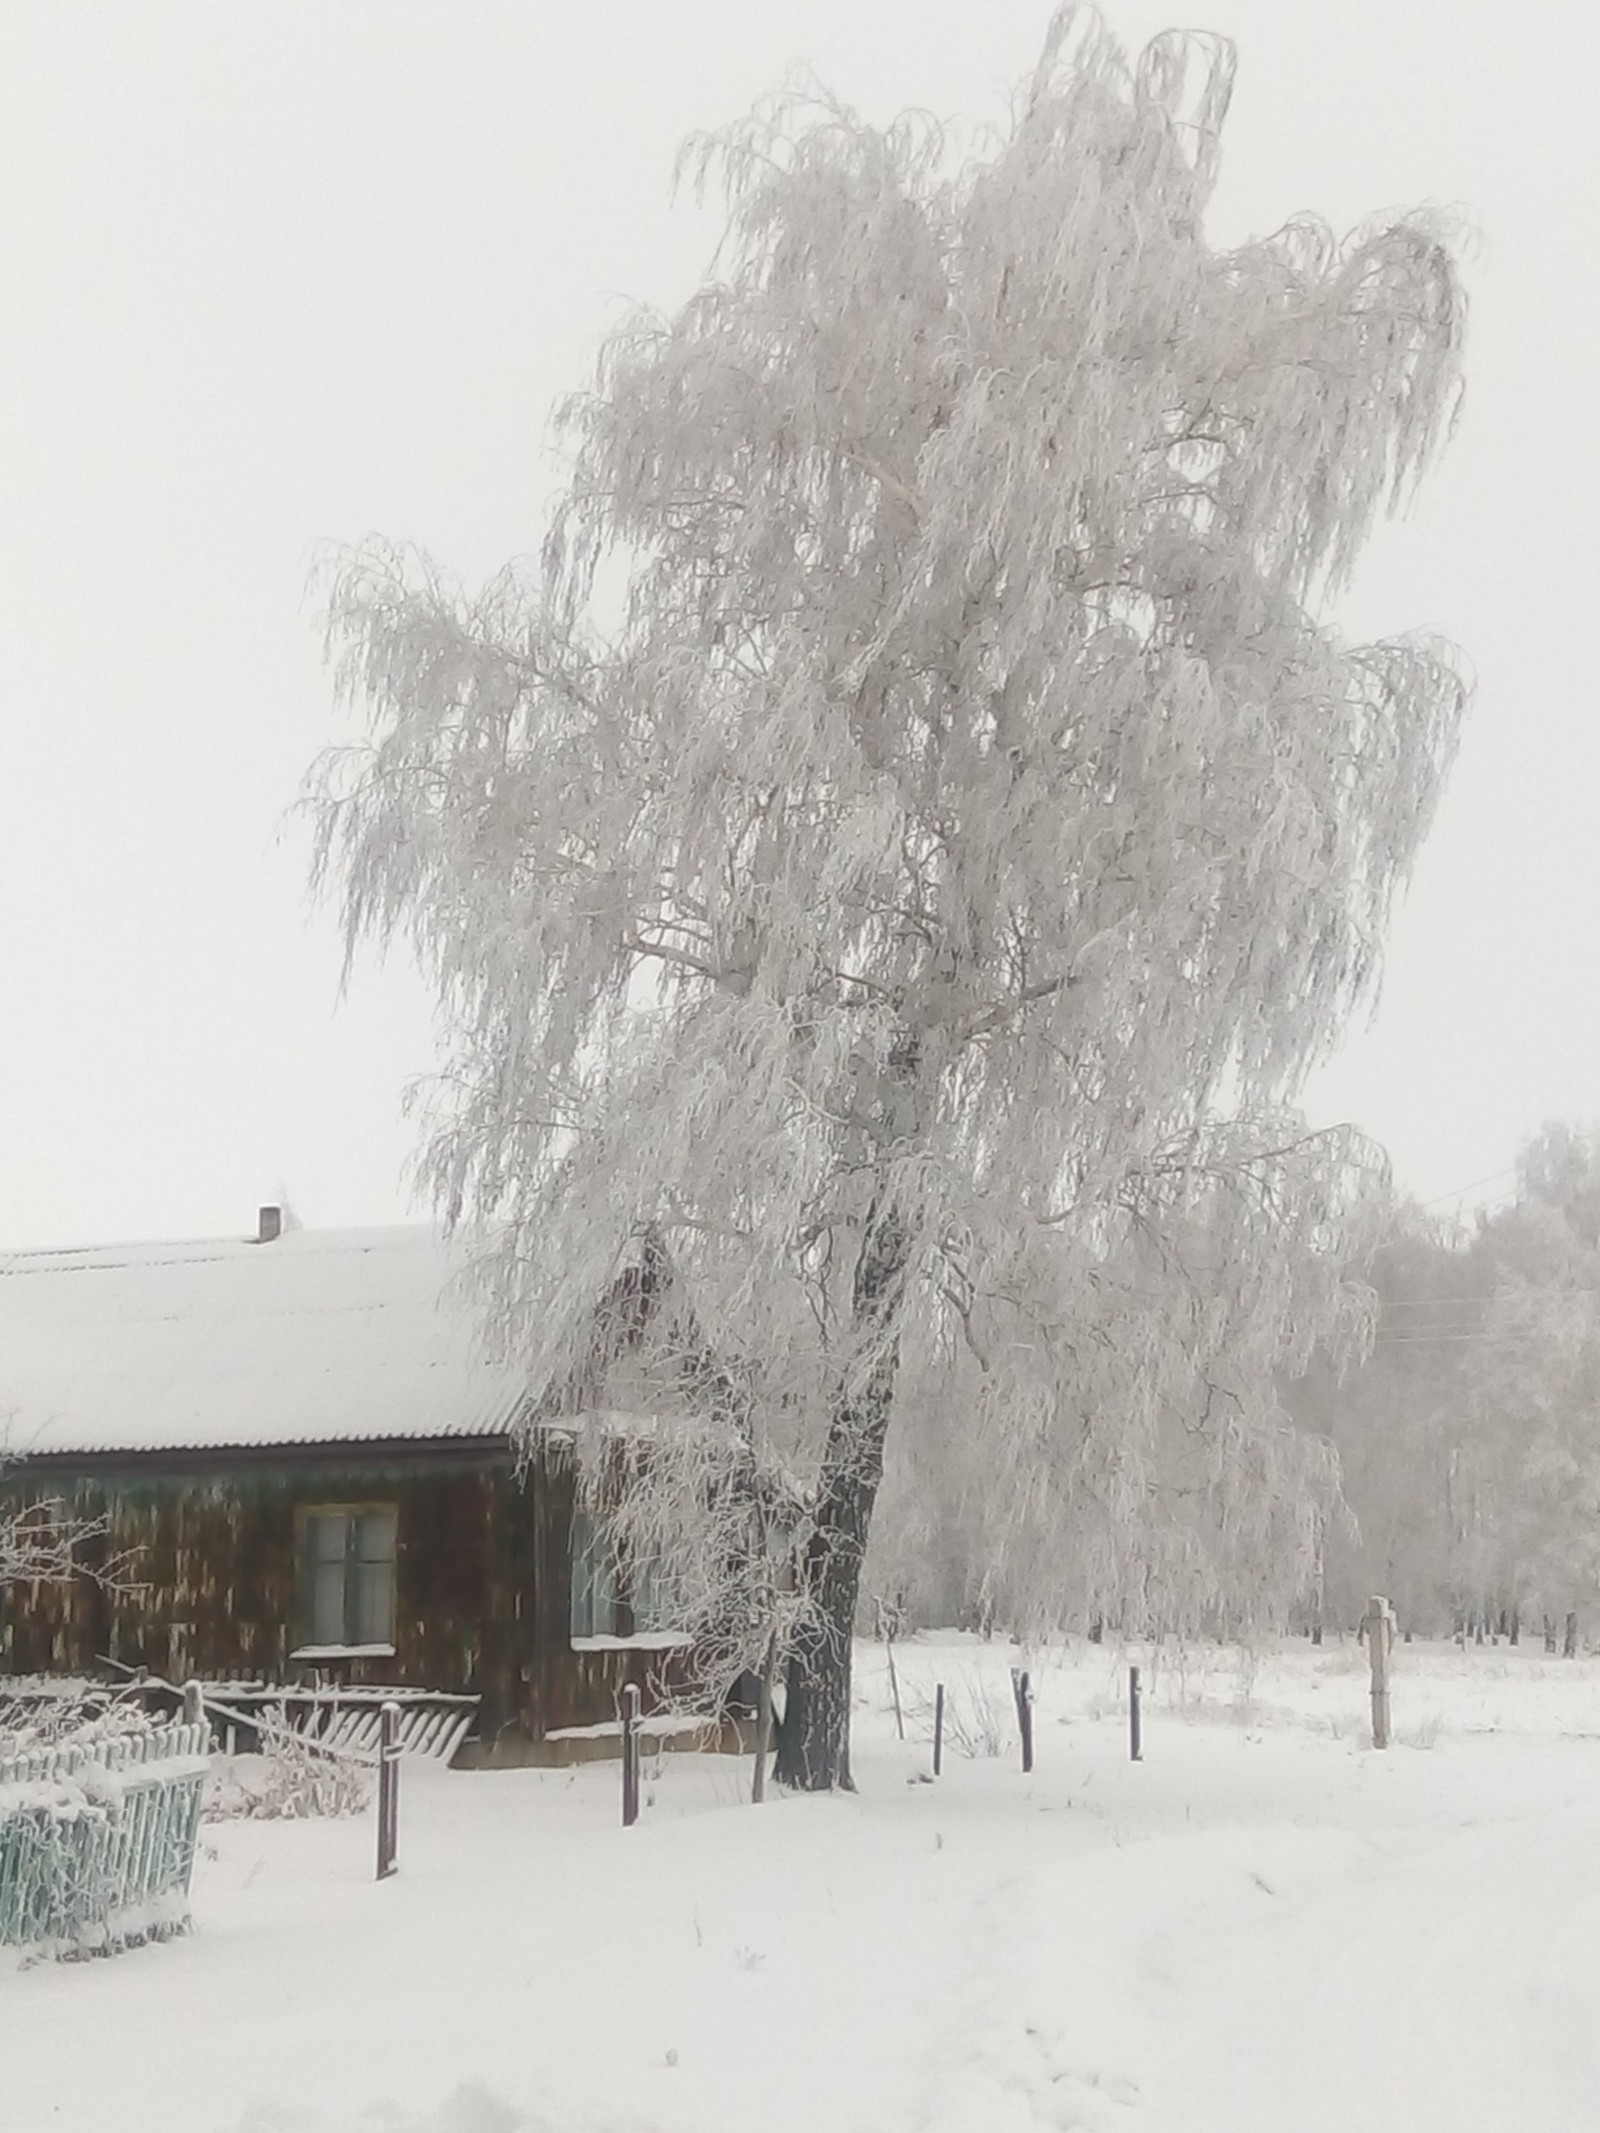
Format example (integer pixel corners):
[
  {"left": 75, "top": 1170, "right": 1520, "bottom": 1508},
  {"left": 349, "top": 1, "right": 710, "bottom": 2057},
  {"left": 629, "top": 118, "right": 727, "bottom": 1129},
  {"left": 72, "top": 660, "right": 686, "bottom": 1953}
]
[{"left": 0, "top": 1720, "right": 209, "bottom": 1956}]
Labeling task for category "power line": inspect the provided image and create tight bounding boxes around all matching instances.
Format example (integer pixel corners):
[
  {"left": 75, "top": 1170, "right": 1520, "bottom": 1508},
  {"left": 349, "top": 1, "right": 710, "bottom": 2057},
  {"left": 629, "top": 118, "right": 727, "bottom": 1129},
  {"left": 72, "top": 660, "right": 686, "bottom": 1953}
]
[
  {"left": 1374, "top": 1329, "right": 1555, "bottom": 1346},
  {"left": 1373, "top": 1288, "right": 1600, "bottom": 1345},
  {"left": 1378, "top": 1297, "right": 1493, "bottom": 1312},
  {"left": 1419, "top": 1166, "right": 1519, "bottom": 1208},
  {"left": 1379, "top": 1287, "right": 1600, "bottom": 1312}
]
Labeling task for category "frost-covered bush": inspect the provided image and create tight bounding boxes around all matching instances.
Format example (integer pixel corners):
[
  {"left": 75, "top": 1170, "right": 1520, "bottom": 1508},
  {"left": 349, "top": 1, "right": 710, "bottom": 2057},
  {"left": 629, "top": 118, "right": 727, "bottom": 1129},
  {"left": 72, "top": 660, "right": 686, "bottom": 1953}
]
[
  {"left": 0, "top": 1684, "right": 157, "bottom": 1761},
  {"left": 205, "top": 1711, "right": 372, "bottom": 1821},
  {"left": 908, "top": 1673, "right": 1009, "bottom": 1759}
]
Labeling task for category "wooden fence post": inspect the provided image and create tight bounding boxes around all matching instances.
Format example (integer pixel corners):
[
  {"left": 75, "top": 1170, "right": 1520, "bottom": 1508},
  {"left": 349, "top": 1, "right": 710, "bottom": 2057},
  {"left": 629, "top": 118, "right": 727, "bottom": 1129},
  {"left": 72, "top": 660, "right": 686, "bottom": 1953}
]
[
  {"left": 932, "top": 1682, "right": 945, "bottom": 1777},
  {"left": 182, "top": 1678, "right": 205, "bottom": 1733},
  {"left": 1362, "top": 1596, "right": 1395, "bottom": 1749},
  {"left": 1565, "top": 1611, "right": 1579, "bottom": 1659},
  {"left": 751, "top": 1631, "right": 777, "bottom": 1805},
  {"left": 1311, "top": 1516, "right": 1325, "bottom": 1647},
  {"left": 1129, "top": 1664, "right": 1143, "bottom": 1762},
  {"left": 621, "top": 1684, "right": 641, "bottom": 1827},
  {"left": 376, "top": 1699, "right": 400, "bottom": 1879},
  {"left": 877, "top": 1599, "right": 905, "bottom": 1743},
  {"left": 1011, "top": 1667, "right": 1034, "bottom": 1774}
]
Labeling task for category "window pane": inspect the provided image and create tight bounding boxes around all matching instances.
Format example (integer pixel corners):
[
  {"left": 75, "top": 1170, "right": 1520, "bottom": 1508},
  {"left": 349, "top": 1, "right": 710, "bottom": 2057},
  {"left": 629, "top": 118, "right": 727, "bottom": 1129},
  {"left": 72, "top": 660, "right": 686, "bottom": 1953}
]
[
  {"left": 311, "top": 1558, "right": 347, "bottom": 1646},
  {"left": 302, "top": 1508, "right": 395, "bottom": 1646},
  {"left": 354, "top": 1509, "right": 396, "bottom": 1566},
  {"left": 310, "top": 1512, "right": 349, "bottom": 1565},
  {"left": 352, "top": 1557, "right": 394, "bottom": 1646},
  {"left": 629, "top": 1548, "right": 676, "bottom": 1634},
  {"left": 570, "top": 1508, "right": 618, "bottom": 1638},
  {"left": 570, "top": 1563, "right": 590, "bottom": 1639}
]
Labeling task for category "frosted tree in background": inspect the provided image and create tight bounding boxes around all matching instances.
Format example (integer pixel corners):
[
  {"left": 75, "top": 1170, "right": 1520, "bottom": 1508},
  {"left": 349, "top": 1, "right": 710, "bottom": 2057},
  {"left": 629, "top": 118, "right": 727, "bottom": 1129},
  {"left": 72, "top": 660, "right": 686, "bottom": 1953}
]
[
  {"left": 1291, "top": 1125, "right": 1600, "bottom": 1642},
  {"left": 871, "top": 1124, "right": 1393, "bottom": 1643},
  {"left": 1459, "top": 1127, "right": 1600, "bottom": 1627},
  {"left": 1288, "top": 1208, "right": 1487, "bottom": 1631},
  {"left": 309, "top": 8, "right": 1467, "bottom": 1787}
]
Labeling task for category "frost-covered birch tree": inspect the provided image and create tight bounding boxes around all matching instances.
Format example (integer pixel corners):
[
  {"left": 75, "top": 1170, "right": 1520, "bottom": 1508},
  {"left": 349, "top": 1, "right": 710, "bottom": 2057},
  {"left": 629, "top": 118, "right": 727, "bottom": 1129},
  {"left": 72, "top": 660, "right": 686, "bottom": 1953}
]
[{"left": 309, "top": 9, "right": 1467, "bottom": 1788}]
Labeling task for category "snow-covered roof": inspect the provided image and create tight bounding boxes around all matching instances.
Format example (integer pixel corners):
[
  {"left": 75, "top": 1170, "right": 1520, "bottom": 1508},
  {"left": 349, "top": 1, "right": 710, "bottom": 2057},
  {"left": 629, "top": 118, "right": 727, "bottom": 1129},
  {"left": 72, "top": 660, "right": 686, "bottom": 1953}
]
[{"left": 0, "top": 1226, "right": 530, "bottom": 1458}]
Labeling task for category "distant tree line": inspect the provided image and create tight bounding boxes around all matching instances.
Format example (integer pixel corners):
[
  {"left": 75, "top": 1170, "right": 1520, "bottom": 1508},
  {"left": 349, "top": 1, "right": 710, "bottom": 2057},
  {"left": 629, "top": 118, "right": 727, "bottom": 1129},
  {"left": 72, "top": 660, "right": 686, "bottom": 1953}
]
[
  {"left": 865, "top": 1121, "right": 1600, "bottom": 1649},
  {"left": 1290, "top": 1122, "right": 1600, "bottom": 1644}
]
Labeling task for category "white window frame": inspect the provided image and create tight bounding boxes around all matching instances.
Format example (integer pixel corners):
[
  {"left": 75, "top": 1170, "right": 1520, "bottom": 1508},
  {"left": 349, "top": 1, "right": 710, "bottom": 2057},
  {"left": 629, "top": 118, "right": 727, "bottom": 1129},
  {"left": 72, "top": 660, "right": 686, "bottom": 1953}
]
[
  {"left": 568, "top": 1505, "right": 687, "bottom": 1651},
  {"left": 292, "top": 1503, "right": 398, "bottom": 1660}
]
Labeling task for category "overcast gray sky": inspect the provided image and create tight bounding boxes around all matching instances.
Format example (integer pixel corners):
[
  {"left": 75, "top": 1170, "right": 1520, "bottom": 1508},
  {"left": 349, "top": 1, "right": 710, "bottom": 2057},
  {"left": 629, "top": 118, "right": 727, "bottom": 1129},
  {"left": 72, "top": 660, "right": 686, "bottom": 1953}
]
[{"left": 2, "top": 1, "right": 1594, "bottom": 1248}]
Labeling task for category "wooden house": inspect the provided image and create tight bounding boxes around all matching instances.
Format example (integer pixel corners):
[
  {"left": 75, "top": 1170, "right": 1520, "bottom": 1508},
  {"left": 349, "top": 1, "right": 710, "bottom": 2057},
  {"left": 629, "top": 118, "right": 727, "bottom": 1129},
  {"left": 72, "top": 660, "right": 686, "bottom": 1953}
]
[{"left": 0, "top": 1212, "right": 690, "bottom": 1760}]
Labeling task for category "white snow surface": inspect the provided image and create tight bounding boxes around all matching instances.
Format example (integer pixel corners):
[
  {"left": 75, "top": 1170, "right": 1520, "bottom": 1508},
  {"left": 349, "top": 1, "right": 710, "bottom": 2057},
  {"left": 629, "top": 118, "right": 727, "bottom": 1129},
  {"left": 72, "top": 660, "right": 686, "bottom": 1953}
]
[
  {"left": 0, "top": 1226, "right": 525, "bottom": 1453},
  {"left": 9, "top": 1634, "right": 1600, "bottom": 2131}
]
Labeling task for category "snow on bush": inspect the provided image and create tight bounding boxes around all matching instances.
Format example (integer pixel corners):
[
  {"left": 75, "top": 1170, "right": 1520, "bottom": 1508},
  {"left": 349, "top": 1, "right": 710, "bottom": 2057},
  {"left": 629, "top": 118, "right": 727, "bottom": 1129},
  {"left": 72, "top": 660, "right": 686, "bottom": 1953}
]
[
  {"left": 905, "top": 1672, "right": 1010, "bottom": 1758},
  {"left": 0, "top": 1682, "right": 159, "bottom": 1759},
  {"left": 206, "top": 1709, "right": 372, "bottom": 1822}
]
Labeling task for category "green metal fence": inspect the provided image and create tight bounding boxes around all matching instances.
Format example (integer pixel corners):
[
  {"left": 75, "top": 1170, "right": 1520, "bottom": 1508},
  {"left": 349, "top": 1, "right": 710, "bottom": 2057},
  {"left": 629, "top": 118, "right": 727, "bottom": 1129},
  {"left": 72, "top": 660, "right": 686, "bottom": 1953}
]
[{"left": 0, "top": 1721, "right": 209, "bottom": 1956}]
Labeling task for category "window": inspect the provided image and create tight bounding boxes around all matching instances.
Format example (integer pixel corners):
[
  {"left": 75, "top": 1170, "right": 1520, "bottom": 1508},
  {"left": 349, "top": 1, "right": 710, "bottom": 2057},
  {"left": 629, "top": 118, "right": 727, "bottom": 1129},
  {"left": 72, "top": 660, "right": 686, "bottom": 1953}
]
[
  {"left": 297, "top": 1506, "right": 397, "bottom": 1654},
  {"left": 568, "top": 1506, "right": 681, "bottom": 1646},
  {"left": 569, "top": 1506, "right": 619, "bottom": 1640}
]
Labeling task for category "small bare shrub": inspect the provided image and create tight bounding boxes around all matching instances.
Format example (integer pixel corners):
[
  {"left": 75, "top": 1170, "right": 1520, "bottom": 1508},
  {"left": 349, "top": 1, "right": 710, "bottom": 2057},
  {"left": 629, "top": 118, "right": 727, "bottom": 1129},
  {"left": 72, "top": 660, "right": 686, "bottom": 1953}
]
[
  {"left": 205, "top": 1705, "right": 372, "bottom": 1820},
  {"left": 908, "top": 1672, "right": 1009, "bottom": 1758},
  {"left": 1316, "top": 1644, "right": 1368, "bottom": 1677},
  {"left": 1229, "top": 1645, "right": 1262, "bottom": 1723},
  {"left": 1396, "top": 1712, "right": 1443, "bottom": 1750}
]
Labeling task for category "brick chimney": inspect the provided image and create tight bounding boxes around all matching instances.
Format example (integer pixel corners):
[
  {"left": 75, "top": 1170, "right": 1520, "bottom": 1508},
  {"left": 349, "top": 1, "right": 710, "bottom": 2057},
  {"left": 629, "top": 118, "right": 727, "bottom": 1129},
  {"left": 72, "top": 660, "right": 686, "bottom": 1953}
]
[{"left": 257, "top": 1204, "right": 283, "bottom": 1244}]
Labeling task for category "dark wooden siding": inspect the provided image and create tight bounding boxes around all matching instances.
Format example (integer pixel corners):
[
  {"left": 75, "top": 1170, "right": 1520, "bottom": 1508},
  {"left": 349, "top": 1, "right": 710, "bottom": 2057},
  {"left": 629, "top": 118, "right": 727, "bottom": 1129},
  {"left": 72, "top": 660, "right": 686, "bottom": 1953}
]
[{"left": 0, "top": 1434, "right": 670, "bottom": 1758}]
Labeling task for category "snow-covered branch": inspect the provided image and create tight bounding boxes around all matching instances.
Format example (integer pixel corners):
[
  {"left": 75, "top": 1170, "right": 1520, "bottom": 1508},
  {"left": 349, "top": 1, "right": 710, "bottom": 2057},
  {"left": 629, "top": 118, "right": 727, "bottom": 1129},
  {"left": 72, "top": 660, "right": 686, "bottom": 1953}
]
[{"left": 0, "top": 1495, "right": 141, "bottom": 1594}]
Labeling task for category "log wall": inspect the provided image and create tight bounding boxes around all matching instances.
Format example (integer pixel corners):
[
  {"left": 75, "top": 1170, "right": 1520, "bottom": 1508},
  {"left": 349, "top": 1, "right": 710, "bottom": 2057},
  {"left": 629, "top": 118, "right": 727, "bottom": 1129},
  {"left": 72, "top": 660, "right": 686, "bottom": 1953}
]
[{"left": 0, "top": 1435, "right": 661, "bottom": 1758}]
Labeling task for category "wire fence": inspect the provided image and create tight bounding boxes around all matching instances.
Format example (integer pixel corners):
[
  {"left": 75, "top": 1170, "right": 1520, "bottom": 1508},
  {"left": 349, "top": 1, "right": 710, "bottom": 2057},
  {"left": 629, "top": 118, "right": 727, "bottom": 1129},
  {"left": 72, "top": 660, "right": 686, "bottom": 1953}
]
[{"left": 0, "top": 1719, "right": 209, "bottom": 1957}]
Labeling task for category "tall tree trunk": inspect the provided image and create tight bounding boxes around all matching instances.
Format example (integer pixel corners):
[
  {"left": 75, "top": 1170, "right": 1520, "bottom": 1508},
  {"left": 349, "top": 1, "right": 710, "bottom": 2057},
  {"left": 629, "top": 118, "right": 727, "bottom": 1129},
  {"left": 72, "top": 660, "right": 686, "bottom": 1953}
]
[{"left": 775, "top": 1197, "right": 908, "bottom": 1791}]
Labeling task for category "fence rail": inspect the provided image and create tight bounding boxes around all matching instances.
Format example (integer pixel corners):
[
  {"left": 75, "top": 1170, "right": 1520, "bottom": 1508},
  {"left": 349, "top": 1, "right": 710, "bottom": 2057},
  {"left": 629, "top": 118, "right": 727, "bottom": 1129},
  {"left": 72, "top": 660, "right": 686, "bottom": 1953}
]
[
  {"left": 0, "top": 1721, "right": 209, "bottom": 1956},
  {"left": 198, "top": 1684, "right": 479, "bottom": 1765},
  {"left": 94, "top": 1662, "right": 481, "bottom": 1765}
]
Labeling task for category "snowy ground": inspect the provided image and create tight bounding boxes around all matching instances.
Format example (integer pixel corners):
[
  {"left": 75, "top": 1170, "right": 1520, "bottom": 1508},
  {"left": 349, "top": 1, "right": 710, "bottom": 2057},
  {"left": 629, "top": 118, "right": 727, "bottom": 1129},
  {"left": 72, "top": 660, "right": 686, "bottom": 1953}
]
[{"left": 10, "top": 1634, "right": 1600, "bottom": 2132}]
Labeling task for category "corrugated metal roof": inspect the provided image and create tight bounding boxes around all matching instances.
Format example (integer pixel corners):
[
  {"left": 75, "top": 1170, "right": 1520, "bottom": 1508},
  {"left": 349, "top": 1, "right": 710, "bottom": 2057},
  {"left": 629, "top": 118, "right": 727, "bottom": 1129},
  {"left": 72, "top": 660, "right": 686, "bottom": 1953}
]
[{"left": 0, "top": 1225, "right": 529, "bottom": 1457}]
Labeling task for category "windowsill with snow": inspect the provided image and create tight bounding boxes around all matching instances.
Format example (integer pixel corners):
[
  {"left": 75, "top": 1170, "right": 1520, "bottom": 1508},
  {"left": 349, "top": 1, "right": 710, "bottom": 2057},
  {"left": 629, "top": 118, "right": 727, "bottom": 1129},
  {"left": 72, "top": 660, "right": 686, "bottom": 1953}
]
[
  {"left": 542, "top": 1712, "right": 715, "bottom": 1741},
  {"left": 569, "top": 1631, "right": 692, "bottom": 1652},
  {"left": 288, "top": 1644, "right": 398, "bottom": 1662}
]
